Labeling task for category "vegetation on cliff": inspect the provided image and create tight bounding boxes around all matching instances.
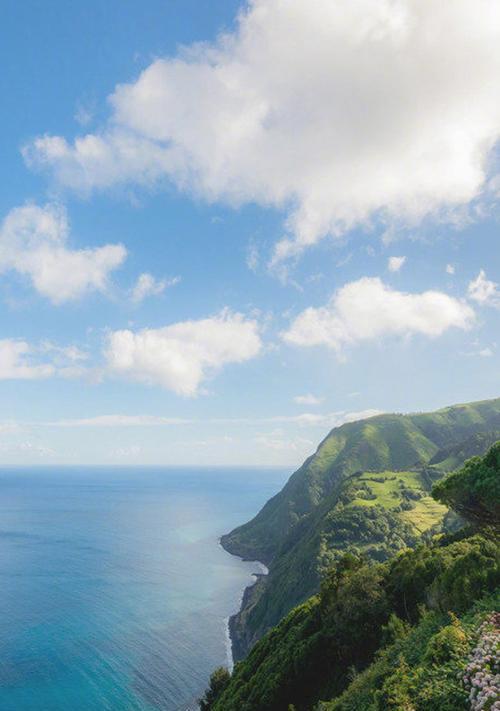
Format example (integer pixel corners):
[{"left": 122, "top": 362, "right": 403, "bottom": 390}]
[
  {"left": 209, "top": 532, "right": 499, "bottom": 710},
  {"left": 204, "top": 426, "right": 500, "bottom": 711},
  {"left": 433, "top": 440, "right": 500, "bottom": 532},
  {"left": 222, "top": 398, "right": 500, "bottom": 657}
]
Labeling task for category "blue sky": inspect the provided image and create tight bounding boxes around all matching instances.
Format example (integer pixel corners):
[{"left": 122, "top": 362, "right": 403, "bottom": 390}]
[{"left": 0, "top": 0, "right": 499, "bottom": 466}]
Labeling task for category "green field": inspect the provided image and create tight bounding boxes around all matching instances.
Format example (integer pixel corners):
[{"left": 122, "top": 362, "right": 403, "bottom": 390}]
[{"left": 350, "top": 470, "right": 448, "bottom": 532}]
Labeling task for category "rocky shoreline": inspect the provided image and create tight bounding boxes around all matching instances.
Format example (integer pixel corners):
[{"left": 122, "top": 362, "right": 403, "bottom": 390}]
[
  {"left": 228, "top": 571, "right": 268, "bottom": 662},
  {"left": 219, "top": 538, "right": 270, "bottom": 664}
]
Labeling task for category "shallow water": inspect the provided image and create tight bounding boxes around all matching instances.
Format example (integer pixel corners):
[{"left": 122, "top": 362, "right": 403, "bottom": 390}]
[{"left": 0, "top": 466, "right": 289, "bottom": 711}]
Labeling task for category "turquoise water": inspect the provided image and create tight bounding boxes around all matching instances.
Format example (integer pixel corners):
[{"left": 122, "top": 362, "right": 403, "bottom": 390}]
[{"left": 0, "top": 466, "right": 289, "bottom": 711}]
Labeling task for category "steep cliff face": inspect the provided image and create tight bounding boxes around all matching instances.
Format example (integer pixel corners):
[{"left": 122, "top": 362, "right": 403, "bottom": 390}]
[{"left": 222, "top": 397, "right": 500, "bottom": 659}]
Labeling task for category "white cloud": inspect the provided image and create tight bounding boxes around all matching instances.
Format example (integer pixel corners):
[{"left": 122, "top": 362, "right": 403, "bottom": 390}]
[
  {"left": 42, "top": 408, "right": 383, "bottom": 430},
  {"left": 388, "top": 256, "right": 406, "bottom": 272},
  {"left": 0, "top": 340, "right": 55, "bottom": 380},
  {"left": 0, "top": 203, "right": 126, "bottom": 303},
  {"left": 130, "top": 272, "right": 179, "bottom": 303},
  {"left": 40, "top": 341, "right": 88, "bottom": 362},
  {"left": 0, "top": 339, "right": 93, "bottom": 381},
  {"left": 104, "top": 309, "right": 262, "bottom": 395},
  {"left": 0, "top": 422, "right": 22, "bottom": 434},
  {"left": 24, "top": 1, "right": 500, "bottom": 259},
  {"left": 468, "top": 269, "right": 499, "bottom": 306},
  {"left": 270, "top": 409, "right": 384, "bottom": 427},
  {"left": 283, "top": 277, "right": 474, "bottom": 354},
  {"left": 74, "top": 102, "right": 94, "bottom": 127},
  {"left": 340, "top": 409, "right": 384, "bottom": 424},
  {"left": 254, "top": 433, "right": 314, "bottom": 452},
  {"left": 110, "top": 445, "right": 142, "bottom": 458},
  {"left": 39, "top": 341, "right": 89, "bottom": 379},
  {"left": 50, "top": 415, "right": 191, "bottom": 427},
  {"left": 446, "top": 263, "right": 456, "bottom": 275},
  {"left": 246, "top": 242, "right": 259, "bottom": 272},
  {"left": 293, "top": 393, "right": 323, "bottom": 406},
  {"left": 0, "top": 440, "right": 56, "bottom": 458},
  {"left": 463, "top": 341, "right": 495, "bottom": 358}
]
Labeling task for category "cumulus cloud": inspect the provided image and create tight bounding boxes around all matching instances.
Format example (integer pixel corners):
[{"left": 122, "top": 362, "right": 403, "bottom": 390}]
[
  {"left": 446, "top": 264, "right": 456, "bottom": 275},
  {"left": 24, "top": 1, "right": 500, "bottom": 258},
  {"left": 105, "top": 309, "right": 262, "bottom": 395},
  {"left": 0, "top": 203, "right": 126, "bottom": 303},
  {"left": 388, "top": 256, "right": 406, "bottom": 272},
  {"left": 293, "top": 394, "right": 323, "bottom": 406},
  {"left": 130, "top": 272, "right": 180, "bottom": 303},
  {"left": 39, "top": 341, "right": 89, "bottom": 379},
  {"left": 468, "top": 270, "right": 499, "bottom": 306},
  {"left": 0, "top": 340, "right": 55, "bottom": 380},
  {"left": 283, "top": 277, "right": 474, "bottom": 354},
  {"left": 0, "top": 339, "right": 93, "bottom": 381},
  {"left": 40, "top": 341, "right": 88, "bottom": 363}
]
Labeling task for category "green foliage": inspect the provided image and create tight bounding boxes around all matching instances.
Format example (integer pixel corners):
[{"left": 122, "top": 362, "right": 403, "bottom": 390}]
[
  {"left": 423, "top": 615, "right": 469, "bottom": 664},
  {"left": 388, "top": 535, "right": 499, "bottom": 620},
  {"left": 429, "top": 430, "right": 500, "bottom": 472},
  {"left": 210, "top": 535, "right": 500, "bottom": 711},
  {"left": 432, "top": 441, "right": 500, "bottom": 530},
  {"left": 381, "top": 613, "right": 410, "bottom": 646},
  {"left": 208, "top": 401, "right": 500, "bottom": 711},
  {"left": 222, "top": 398, "right": 500, "bottom": 657},
  {"left": 199, "top": 667, "right": 231, "bottom": 711},
  {"left": 324, "top": 594, "right": 500, "bottom": 711},
  {"left": 321, "top": 563, "right": 389, "bottom": 659}
]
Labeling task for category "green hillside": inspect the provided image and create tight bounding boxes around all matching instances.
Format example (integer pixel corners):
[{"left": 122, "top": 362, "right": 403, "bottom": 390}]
[
  {"left": 429, "top": 430, "right": 500, "bottom": 473},
  {"left": 319, "top": 591, "right": 500, "bottom": 711},
  {"left": 222, "top": 398, "right": 500, "bottom": 658},
  {"left": 208, "top": 534, "right": 499, "bottom": 710},
  {"left": 202, "top": 442, "right": 500, "bottom": 711}
]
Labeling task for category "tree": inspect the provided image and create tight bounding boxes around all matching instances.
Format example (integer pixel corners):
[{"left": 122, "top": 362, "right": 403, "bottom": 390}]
[
  {"left": 199, "top": 667, "right": 231, "bottom": 710},
  {"left": 432, "top": 441, "right": 500, "bottom": 531}
]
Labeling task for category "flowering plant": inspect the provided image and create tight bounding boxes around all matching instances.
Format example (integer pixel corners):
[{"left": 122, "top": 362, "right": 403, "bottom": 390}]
[{"left": 463, "top": 612, "right": 500, "bottom": 711}]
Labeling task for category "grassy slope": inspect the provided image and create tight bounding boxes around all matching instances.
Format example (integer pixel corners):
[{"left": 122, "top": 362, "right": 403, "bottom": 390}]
[
  {"left": 429, "top": 430, "right": 500, "bottom": 472},
  {"left": 223, "top": 398, "right": 500, "bottom": 658},
  {"left": 223, "top": 399, "right": 500, "bottom": 562}
]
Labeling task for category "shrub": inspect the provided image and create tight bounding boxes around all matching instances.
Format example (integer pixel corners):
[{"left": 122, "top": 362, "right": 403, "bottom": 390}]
[
  {"left": 424, "top": 616, "right": 469, "bottom": 665},
  {"left": 432, "top": 442, "right": 500, "bottom": 531},
  {"left": 199, "top": 667, "right": 231, "bottom": 710}
]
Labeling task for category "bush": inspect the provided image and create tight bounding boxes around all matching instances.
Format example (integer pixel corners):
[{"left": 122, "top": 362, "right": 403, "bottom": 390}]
[
  {"left": 199, "top": 667, "right": 231, "bottom": 710},
  {"left": 432, "top": 442, "right": 500, "bottom": 531},
  {"left": 424, "top": 616, "right": 469, "bottom": 664}
]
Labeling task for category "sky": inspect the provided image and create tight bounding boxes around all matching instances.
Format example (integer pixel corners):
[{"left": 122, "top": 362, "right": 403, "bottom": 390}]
[{"left": 0, "top": 0, "right": 499, "bottom": 466}]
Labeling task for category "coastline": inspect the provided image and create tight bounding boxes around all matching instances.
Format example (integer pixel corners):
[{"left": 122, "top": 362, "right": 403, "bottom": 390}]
[{"left": 219, "top": 538, "right": 268, "bottom": 670}]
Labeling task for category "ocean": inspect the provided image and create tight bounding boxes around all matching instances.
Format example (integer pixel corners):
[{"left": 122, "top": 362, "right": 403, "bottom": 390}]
[{"left": 0, "top": 466, "right": 290, "bottom": 711}]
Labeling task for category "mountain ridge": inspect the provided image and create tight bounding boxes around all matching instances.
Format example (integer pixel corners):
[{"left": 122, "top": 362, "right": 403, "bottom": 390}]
[{"left": 221, "top": 396, "right": 500, "bottom": 659}]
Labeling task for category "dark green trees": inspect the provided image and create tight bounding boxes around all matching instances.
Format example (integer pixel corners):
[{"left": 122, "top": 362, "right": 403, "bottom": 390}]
[
  {"left": 199, "top": 667, "right": 230, "bottom": 710},
  {"left": 432, "top": 441, "right": 500, "bottom": 531}
]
